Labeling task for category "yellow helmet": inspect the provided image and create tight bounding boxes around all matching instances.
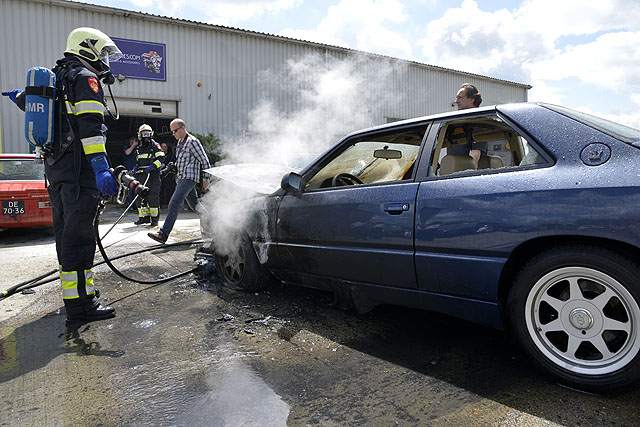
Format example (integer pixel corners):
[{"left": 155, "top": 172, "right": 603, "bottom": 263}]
[
  {"left": 65, "top": 27, "right": 122, "bottom": 71},
  {"left": 138, "top": 124, "right": 154, "bottom": 140}
]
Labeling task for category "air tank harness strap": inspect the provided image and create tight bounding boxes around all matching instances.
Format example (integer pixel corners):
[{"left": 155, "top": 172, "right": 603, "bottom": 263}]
[
  {"left": 54, "top": 63, "right": 83, "bottom": 199},
  {"left": 24, "top": 85, "right": 55, "bottom": 98}
]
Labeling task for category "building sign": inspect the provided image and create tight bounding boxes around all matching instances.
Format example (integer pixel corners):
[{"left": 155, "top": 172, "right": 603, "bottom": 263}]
[{"left": 110, "top": 37, "right": 166, "bottom": 81}]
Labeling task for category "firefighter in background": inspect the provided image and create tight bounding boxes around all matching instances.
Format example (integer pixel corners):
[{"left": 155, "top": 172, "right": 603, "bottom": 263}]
[
  {"left": 2, "top": 27, "right": 122, "bottom": 323},
  {"left": 133, "top": 124, "right": 164, "bottom": 226}
]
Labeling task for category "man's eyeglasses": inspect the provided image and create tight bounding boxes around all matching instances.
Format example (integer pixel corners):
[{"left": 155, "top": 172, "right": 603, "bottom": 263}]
[{"left": 171, "top": 126, "right": 183, "bottom": 134}]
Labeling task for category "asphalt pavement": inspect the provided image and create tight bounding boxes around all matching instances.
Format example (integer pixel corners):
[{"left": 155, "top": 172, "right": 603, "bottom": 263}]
[{"left": 1, "top": 205, "right": 640, "bottom": 426}]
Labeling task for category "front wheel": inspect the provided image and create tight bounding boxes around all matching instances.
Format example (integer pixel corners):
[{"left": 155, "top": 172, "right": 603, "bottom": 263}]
[
  {"left": 215, "top": 233, "right": 272, "bottom": 292},
  {"left": 508, "top": 245, "right": 640, "bottom": 393}
]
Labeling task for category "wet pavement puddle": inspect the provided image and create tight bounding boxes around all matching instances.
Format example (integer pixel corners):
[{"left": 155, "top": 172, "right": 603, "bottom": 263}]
[{"left": 180, "top": 353, "right": 289, "bottom": 426}]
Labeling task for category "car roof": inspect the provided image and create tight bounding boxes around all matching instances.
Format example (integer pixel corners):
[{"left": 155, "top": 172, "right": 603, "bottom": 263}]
[{"left": 341, "top": 103, "right": 510, "bottom": 139}]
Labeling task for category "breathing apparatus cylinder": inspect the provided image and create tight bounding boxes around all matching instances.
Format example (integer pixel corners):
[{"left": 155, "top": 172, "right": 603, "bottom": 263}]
[{"left": 24, "top": 67, "right": 56, "bottom": 157}]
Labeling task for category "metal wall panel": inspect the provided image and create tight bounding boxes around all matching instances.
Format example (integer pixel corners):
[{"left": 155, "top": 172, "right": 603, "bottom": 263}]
[{"left": 0, "top": 0, "right": 529, "bottom": 153}]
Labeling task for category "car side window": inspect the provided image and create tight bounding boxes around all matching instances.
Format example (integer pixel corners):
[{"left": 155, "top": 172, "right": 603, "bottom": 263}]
[
  {"left": 431, "top": 116, "right": 546, "bottom": 177},
  {"left": 305, "top": 126, "right": 426, "bottom": 190}
]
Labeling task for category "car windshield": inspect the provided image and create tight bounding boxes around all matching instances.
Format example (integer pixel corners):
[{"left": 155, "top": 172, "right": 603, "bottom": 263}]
[
  {"left": 305, "top": 128, "right": 423, "bottom": 190},
  {"left": 0, "top": 158, "right": 44, "bottom": 181},
  {"left": 541, "top": 103, "right": 640, "bottom": 145}
]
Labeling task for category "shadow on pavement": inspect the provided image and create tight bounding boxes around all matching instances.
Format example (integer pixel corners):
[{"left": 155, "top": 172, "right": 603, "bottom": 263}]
[
  {"left": 0, "top": 226, "right": 55, "bottom": 247},
  {"left": 0, "top": 308, "right": 124, "bottom": 384},
  {"left": 209, "top": 281, "right": 640, "bottom": 425}
]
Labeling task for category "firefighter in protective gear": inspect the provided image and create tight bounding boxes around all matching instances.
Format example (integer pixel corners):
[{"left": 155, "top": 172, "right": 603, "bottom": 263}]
[
  {"left": 2, "top": 27, "right": 122, "bottom": 323},
  {"left": 133, "top": 124, "right": 164, "bottom": 226}
]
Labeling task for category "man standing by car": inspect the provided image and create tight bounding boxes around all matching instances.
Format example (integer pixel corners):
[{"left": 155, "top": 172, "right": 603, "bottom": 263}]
[
  {"left": 148, "top": 118, "right": 211, "bottom": 244},
  {"left": 453, "top": 83, "right": 484, "bottom": 166},
  {"left": 2, "top": 27, "right": 121, "bottom": 323},
  {"left": 455, "top": 83, "right": 482, "bottom": 110}
]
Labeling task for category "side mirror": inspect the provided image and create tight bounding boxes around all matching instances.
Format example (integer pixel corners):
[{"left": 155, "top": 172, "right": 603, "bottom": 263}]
[
  {"left": 280, "top": 172, "right": 303, "bottom": 193},
  {"left": 373, "top": 148, "right": 402, "bottom": 159}
]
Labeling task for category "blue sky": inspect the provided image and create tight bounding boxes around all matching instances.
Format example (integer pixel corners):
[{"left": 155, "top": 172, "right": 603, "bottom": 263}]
[{"left": 77, "top": 0, "right": 640, "bottom": 127}]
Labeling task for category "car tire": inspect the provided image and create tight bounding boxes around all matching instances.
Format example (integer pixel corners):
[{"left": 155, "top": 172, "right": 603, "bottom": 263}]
[
  {"left": 507, "top": 244, "right": 640, "bottom": 393},
  {"left": 214, "top": 232, "right": 272, "bottom": 292}
]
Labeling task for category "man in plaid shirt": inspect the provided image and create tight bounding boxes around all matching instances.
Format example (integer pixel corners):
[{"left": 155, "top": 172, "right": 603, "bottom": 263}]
[{"left": 148, "top": 118, "right": 211, "bottom": 244}]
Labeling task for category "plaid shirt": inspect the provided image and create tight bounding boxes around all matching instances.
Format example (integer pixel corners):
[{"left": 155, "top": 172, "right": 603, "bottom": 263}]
[{"left": 175, "top": 133, "right": 211, "bottom": 182}]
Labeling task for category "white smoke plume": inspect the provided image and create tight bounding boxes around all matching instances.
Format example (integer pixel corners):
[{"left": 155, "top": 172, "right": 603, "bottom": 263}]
[
  {"left": 200, "top": 53, "right": 407, "bottom": 258},
  {"left": 226, "top": 52, "right": 407, "bottom": 168}
]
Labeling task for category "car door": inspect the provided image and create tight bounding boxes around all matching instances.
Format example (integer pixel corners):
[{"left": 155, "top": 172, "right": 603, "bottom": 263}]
[
  {"left": 413, "top": 113, "right": 551, "bottom": 299},
  {"left": 275, "top": 124, "right": 429, "bottom": 289}
]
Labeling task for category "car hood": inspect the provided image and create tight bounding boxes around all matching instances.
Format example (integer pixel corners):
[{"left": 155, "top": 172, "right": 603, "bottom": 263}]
[{"left": 203, "top": 163, "right": 299, "bottom": 195}]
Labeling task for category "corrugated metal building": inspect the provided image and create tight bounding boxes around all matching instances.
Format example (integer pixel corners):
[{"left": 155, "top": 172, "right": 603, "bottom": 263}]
[{"left": 0, "top": 0, "right": 530, "bottom": 159}]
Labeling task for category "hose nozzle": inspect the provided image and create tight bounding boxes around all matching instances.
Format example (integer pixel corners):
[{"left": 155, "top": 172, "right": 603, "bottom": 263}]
[{"left": 111, "top": 165, "right": 150, "bottom": 199}]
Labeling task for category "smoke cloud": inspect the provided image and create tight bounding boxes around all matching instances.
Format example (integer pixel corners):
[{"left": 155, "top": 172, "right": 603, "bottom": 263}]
[{"left": 199, "top": 53, "right": 407, "bottom": 259}]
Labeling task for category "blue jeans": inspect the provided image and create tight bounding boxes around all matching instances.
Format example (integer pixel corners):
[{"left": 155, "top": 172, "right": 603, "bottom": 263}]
[
  {"left": 183, "top": 187, "right": 199, "bottom": 211},
  {"left": 160, "top": 178, "right": 199, "bottom": 237}
]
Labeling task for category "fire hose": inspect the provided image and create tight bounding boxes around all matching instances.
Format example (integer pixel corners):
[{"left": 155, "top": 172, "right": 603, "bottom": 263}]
[{"left": 0, "top": 166, "right": 204, "bottom": 300}]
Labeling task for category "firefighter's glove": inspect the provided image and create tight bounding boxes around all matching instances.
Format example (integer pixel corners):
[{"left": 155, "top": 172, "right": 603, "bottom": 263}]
[
  {"left": 91, "top": 155, "right": 119, "bottom": 196},
  {"left": 2, "top": 89, "right": 22, "bottom": 105},
  {"left": 145, "top": 165, "right": 155, "bottom": 173}
]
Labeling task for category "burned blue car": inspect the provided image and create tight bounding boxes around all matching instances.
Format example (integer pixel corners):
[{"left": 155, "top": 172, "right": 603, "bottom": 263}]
[{"left": 214, "top": 102, "right": 640, "bottom": 393}]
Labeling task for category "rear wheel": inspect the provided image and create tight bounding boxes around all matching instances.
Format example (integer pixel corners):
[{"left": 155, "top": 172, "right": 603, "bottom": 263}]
[
  {"left": 508, "top": 245, "right": 640, "bottom": 393},
  {"left": 215, "top": 233, "right": 272, "bottom": 292}
]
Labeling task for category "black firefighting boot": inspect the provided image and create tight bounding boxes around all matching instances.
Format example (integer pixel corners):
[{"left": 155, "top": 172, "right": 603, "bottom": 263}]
[
  {"left": 135, "top": 216, "right": 151, "bottom": 225},
  {"left": 150, "top": 216, "right": 159, "bottom": 226},
  {"left": 65, "top": 298, "right": 115, "bottom": 323}
]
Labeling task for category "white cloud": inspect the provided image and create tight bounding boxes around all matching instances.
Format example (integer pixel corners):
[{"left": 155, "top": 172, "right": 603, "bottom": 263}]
[
  {"left": 418, "top": 0, "right": 549, "bottom": 81},
  {"left": 128, "top": 0, "right": 301, "bottom": 24},
  {"left": 527, "top": 79, "right": 567, "bottom": 105},
  {"left": 203, "top": 0, "right": 303, "bottom": 24},
  {"left": 532, "top": 31, "right": 640, "bottom": 93},
  {"left": 130, "top": 0, "right": 154, "bottom": 7},
  {"left": 356, "top": 26, "right": 414, "bottom": 59},
  {"left": 515, "top": 0, "right": 640, "bottom": 39},
  {"left": 155, "top": 0, "right": 186, "bottom": 16},
  {"left": 418, "top": 0, "right": 640, "bottom": 82},
  {"left": 416, "top": 0, "right": 640, "bottom": 123},
  {"left": 279, "top": 0, "right": 413, "bottom": 59}
]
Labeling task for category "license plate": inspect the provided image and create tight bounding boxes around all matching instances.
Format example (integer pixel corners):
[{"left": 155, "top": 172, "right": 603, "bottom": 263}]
[{"left": 2, "top": 200, "right": 26, "bottom": 216}]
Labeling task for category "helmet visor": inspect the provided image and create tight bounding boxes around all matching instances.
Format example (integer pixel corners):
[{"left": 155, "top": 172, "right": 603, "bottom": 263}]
[
  {"left": 99, "top": 45, "right": 123, "bottom": 68},
  {"left": 139, "top": 130, "right": 153, "bottom": 139}
]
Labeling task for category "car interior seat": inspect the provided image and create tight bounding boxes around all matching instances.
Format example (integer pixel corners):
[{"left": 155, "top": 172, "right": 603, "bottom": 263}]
[
  {"left": 439, "top": 154, "right": 476, "bottom": 175},
  {"left": 477, "top": 154, "right": 504, "bottom": 170}
]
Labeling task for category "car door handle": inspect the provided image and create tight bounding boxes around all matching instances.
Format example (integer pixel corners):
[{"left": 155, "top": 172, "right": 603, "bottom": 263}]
[{"left": 383, "top": 203, "right": 410, "bottom": 215}]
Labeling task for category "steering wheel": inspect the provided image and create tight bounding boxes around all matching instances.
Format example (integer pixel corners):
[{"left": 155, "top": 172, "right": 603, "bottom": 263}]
[{"left": 332, "top": 173, "right": 363, "bottom": 187}]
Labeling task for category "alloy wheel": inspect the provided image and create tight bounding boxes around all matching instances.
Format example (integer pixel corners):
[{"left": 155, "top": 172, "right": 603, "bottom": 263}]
[{"left": 525, "top": 266, "right": 640, "bottom": 375}]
